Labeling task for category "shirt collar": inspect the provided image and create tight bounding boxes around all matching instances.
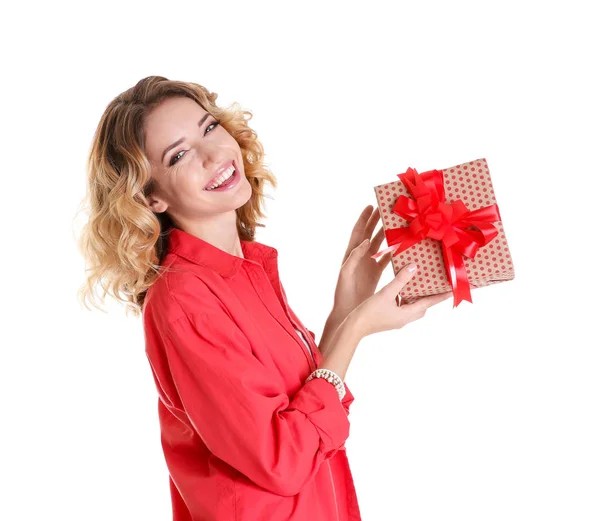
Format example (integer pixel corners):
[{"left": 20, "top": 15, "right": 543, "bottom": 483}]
[{"left": 165, "top": 227, "right": 279, "bottom": 278}]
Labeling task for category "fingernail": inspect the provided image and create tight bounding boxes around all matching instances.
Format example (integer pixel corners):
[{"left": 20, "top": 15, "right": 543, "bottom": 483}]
[{"left": 407, "top": 263, "right": 417, "bottom": 272}]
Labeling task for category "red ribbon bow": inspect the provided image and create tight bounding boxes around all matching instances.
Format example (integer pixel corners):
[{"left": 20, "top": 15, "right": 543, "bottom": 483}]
[{"left": 372, "top": 167, "right": 502, "bottom": 307}]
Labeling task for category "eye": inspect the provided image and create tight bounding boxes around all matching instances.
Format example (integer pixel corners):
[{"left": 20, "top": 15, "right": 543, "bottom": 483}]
[
  {"left": 168, "top": 119, "right": 221, "bottom": 167},
  {"left": 169, "top": 150, "right": 185, "bottom": 166},
  {"left": 206, "top": 120, "right": 220, "bottom": 133}
]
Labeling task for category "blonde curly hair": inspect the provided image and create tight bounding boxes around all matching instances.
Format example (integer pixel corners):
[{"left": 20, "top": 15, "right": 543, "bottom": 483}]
[{"left": 75, "top": 75, "right": 278, "bottom": 318}]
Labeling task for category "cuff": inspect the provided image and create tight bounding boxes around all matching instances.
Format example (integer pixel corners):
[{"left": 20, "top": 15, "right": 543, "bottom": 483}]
[{"left": 291, "top": 377, "right": 351, "bottom": 457}]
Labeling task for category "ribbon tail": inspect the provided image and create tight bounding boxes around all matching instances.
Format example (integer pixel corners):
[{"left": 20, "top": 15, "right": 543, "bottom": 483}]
[{"left": 441, "top": 241, "right": 473, "bottom": 308}]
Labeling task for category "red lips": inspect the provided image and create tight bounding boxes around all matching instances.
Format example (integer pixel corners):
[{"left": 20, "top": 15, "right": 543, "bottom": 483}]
[{"left": 203, "top": 159, "right": 235, "bottom": 189}]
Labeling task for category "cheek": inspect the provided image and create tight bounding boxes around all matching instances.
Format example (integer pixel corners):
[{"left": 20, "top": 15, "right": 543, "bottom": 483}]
[
  {"left": 181, "top": 178, "right": 207, "bottom": 198},
  {"left": 175, "top": 166, "right": 205, "bottom": 192}
]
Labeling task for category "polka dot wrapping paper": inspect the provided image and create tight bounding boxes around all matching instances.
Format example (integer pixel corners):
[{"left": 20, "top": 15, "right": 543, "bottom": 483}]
[{"left": 372, "top": 158, "right": 515, "bottom": 306}]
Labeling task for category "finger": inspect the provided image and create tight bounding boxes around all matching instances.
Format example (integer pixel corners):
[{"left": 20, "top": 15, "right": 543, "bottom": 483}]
[
  {"left": 343, "top": 205, "right": 373, "bottom": 261},
  {"left": 380, "top": 263, "right": 418, "bottom": 296},
  {"left": 364, "top": 206, "right": 381, "bottom": 239},
  {"left": 396, "top": 293, "right": 451, "bottom": 326},
  {"left": 369, "top": 225, "right": 386, "bottom": 253},
  {"left": 403, "top": 291, "right": 453, "bottom": 315},
  {"left": 342, "top": 238, "right": 371, "bottom": 269},
  {"left": 376, "top": 250, "right": 393, "bottom": 270}
]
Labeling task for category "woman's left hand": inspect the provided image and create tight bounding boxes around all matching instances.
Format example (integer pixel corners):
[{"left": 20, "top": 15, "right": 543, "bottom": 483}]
[{"left": 332, "top": 204, "right": 394, "bottom": 320}]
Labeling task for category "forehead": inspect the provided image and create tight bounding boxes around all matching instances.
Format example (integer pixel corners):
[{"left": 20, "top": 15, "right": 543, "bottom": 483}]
[{"left": 144, "top": 96, "right": 208, "bottom": 160}]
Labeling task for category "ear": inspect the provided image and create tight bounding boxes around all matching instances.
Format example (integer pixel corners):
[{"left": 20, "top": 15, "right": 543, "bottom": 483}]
[{"left": 146, "top": 193, "right": 169, "bottom": 214}]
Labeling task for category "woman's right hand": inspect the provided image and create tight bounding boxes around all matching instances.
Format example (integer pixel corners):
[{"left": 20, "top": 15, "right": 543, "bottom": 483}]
[{"left": 349, "top": 263, "right": 453, "bottom": 338}]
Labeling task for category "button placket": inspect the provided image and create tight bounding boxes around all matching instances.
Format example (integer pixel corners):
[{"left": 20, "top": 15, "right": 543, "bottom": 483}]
[
  {"left": 272, "top": 277, "right": 321, "bottom": 367},
  {"left": 263, "top": 265, "right": 319, "bottom": 373},
  {"left": 244, "top": 263, "right": 317, "bottom": 372}
]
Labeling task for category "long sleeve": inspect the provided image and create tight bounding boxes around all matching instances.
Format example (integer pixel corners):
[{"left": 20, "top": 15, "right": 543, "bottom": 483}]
[{"left": 161, "top": 307, "right": 352, "bottom": 497}]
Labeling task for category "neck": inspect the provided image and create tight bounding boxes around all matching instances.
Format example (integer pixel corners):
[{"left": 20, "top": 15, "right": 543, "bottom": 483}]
[{"left": 175, "top": 211, "right": 244, "bottom": 258}]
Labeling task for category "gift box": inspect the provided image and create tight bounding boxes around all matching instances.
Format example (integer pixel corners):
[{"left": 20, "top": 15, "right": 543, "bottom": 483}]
[{"left": 372, "top": 158, "right": 515, "bottom": 308}]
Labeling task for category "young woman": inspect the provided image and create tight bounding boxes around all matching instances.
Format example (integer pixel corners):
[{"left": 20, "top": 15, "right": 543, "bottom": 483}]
[{"left": 77, "top": 75, "right": 452, "bottom": 521}]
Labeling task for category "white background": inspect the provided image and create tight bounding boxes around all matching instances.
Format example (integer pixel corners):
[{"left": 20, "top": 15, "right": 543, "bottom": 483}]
[{"left": 2, "top": 0, "right": 598, "bottom": 520}]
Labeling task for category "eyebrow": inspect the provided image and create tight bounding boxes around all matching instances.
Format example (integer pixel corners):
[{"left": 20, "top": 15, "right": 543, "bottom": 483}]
[{"left": 160, "top": 113, "right": 212, "bottom": 163}]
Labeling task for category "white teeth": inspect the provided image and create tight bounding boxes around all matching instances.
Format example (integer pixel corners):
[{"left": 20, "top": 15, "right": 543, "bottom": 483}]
[{"left": 206, "top": 165, "right": 235, "bottom": 190}]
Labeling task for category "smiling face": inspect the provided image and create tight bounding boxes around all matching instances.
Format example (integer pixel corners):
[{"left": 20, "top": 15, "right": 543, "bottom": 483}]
[{"left": 143, "top": 96, "right": 252, "bottom": 229}]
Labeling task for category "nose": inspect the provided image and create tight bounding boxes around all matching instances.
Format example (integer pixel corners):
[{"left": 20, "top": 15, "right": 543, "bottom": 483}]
[{"left": 194, "top": 141, "right": 226, "bottom": 174}]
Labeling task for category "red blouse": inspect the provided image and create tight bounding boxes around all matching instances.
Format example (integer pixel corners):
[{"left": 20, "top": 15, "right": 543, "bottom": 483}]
[{"left": 142, "top": 227, "right": 362, "bottom": 521}]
